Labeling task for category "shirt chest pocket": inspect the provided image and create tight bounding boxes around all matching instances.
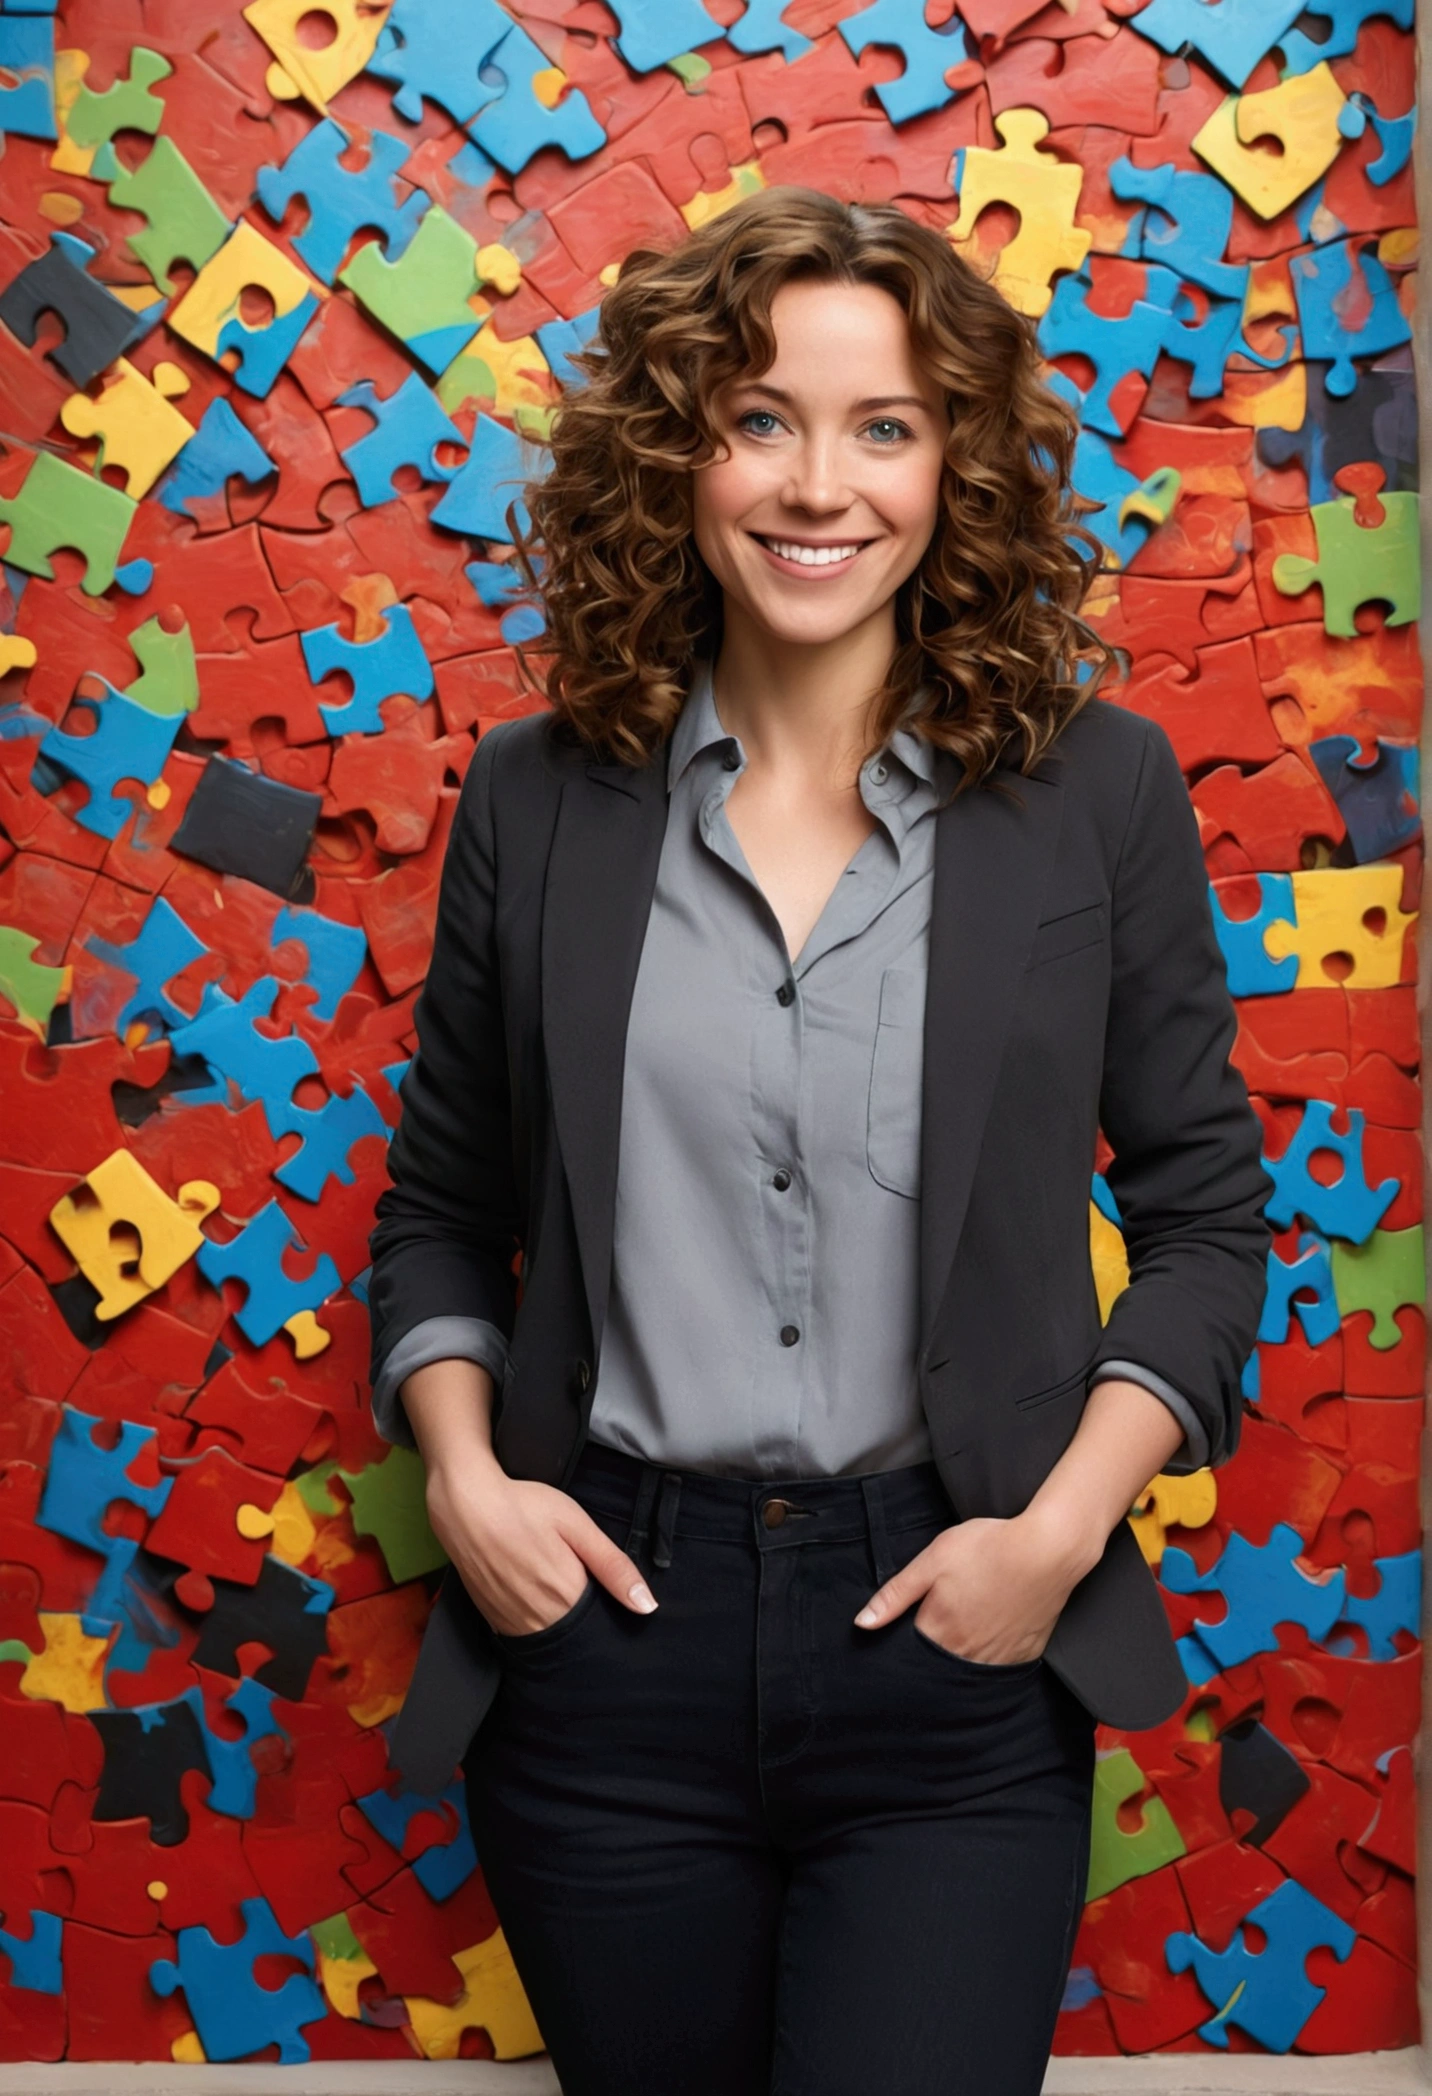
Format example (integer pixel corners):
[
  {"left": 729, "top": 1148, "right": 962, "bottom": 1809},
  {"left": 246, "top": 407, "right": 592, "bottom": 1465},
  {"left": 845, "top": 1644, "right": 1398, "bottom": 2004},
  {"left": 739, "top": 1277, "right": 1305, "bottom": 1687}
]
[{"left": 867, "top": 965, "right": 925, "bottom": 1200}]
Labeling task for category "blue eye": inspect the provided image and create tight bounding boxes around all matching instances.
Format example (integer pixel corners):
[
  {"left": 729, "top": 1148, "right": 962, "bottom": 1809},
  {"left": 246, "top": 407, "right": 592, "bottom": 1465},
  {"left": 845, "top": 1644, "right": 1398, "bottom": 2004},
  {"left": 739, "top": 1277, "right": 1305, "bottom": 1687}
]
[
  {"left": 738, "top": 410, "right": 781, "bottom": 435},
  {"left": 866, "top": 419, "right": 912, "bottom": 444}
]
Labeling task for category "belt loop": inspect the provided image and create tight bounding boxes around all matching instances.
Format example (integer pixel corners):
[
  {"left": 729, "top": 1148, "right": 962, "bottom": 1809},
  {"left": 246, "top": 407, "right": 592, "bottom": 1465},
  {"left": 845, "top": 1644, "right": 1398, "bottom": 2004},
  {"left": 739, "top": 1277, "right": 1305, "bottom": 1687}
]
[
  {"left": 652, "top": 1471, "right": 682, "bottom": 1569},
  {"left": 624, "top": 1463, "right": 661, "bottom": 1562},
  {"left": 860, "top": 1476, "right": 897, "bottom": 1588}
]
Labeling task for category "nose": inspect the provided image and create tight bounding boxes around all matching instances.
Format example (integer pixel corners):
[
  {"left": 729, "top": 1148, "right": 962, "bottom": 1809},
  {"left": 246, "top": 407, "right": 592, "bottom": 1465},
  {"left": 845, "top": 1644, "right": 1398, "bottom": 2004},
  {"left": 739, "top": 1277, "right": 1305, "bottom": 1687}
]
[{"left": 782, "top": 431, "right": 853, "bottom": 515}]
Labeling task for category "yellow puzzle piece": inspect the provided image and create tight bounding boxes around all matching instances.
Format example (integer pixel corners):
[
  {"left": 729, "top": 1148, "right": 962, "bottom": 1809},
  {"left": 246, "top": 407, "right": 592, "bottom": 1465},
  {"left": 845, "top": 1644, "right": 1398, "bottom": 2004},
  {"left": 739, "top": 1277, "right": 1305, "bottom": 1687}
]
[
  {"left": 242, "top": 0, "right": 392, "bottom": 111},
  {"left": 49, "top": 1149, "right": 220, "bottom": 1321},
  {"left": 1263, "top": 864, "right": 1417, "bottom": 989},
  {"left": 1090, "top": 1198, "right": 1129, "bottom": 1323},
  {"left": 19, "top": 1612, "right": 112, "bottom": 1711},
  {"left": 1192, "top": 63, "right": 1347, "bottom": 221},
  {"left": 403, "top": 1927, "right": 545, "bottom": 2061},
  {"left": 948, "top": 109, "right": 1092, "bottom": 318},
  {"left": 61, "top": 358, "right": 193, "bottom": 498},
  {"left": 1129, "top": 1471, "right": 1218, "bottom": 1568},
  {"left": 169, "top": 221, "right": 315, "bottom": 360}
]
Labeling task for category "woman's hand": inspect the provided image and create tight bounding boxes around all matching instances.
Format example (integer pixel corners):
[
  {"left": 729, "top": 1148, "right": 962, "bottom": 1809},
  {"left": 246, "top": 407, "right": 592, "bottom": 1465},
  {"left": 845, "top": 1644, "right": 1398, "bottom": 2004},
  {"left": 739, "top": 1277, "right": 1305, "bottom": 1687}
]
[
  {"left": 426, "top": 1458, "right": 658, "bottom": 1635},
  {"left": 398, "top": 1354, "right": 657, "bottom": 1636},
  {"left": 853, "top": 1506, "right": 1092, "bottom": 1665}
]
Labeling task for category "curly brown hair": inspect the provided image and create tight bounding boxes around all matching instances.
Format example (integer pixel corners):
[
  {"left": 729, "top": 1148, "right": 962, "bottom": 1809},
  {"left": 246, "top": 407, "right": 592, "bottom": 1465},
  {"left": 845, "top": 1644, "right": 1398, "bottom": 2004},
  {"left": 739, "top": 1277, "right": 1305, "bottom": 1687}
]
[{"left": 502, "top": 185, "right": 1118, "bottom": 790}]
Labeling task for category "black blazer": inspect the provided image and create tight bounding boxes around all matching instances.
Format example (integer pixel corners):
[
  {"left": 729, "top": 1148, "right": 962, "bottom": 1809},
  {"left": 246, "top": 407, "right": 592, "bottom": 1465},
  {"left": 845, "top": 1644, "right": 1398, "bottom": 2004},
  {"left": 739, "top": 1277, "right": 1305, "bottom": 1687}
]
[{"left": 368, "top": 694, "right": 1272, "bottom": 1795}]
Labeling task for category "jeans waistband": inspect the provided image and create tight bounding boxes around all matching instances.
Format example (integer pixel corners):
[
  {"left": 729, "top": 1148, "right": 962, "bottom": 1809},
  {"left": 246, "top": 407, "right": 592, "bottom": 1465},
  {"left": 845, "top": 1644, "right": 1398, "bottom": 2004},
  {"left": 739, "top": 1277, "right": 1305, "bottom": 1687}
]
[{"left": 566, "top": 1436, "right": 956, "bottom": 1580}]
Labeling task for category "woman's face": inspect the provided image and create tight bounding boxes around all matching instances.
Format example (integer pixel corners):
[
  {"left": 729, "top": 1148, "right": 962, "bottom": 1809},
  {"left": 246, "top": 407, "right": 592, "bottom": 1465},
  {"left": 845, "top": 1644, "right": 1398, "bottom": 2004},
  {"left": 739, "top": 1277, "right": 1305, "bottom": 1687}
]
[{"left": 691, "top": 277, "right": 949, "bottom": 652}]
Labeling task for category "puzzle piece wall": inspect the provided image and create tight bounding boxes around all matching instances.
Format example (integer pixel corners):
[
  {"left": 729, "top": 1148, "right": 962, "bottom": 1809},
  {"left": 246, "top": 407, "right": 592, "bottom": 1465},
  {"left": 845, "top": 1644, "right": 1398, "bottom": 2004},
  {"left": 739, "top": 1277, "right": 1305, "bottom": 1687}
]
[{"left": 0, "top": 0, "right": 1420, "bottom": 2070}]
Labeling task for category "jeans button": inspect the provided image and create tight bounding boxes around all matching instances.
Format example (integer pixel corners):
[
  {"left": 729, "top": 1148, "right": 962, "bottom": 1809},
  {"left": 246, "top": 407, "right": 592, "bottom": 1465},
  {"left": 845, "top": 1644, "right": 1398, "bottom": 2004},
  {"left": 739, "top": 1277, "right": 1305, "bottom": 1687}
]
[{"left": 762, "top": 1499, "right": 788, "bottom": 1529}]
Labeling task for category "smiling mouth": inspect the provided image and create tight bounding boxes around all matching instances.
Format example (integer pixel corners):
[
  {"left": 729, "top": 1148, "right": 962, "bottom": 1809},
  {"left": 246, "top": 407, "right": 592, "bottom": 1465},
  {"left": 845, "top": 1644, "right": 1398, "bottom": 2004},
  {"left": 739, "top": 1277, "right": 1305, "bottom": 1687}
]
[{"left": 750, "top": 533, "right": 876, "bottom": 569}]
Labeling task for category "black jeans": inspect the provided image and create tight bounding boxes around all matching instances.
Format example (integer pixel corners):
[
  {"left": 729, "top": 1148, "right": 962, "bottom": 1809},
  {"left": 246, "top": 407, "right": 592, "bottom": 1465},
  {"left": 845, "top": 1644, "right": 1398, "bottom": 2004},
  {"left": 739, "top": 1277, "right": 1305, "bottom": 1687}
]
[{"left": 462, "top": 1439, "right": 1097, "bottom": 2096}]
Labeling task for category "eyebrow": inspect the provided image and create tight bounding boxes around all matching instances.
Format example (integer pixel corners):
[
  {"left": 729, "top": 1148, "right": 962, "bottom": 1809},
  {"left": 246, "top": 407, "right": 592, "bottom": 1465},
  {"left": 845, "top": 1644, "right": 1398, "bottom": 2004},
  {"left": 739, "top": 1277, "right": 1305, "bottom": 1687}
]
[{"left": 734, "top": 382, "right": 936, "bottom": 414}]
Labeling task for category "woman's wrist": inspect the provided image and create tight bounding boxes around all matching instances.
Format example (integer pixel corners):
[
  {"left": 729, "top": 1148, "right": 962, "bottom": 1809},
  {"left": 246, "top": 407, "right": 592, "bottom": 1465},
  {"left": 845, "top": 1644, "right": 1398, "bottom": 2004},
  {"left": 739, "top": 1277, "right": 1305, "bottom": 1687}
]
[{"left": 1013, "top": 1494, "right": 1105, "bottom": 1590}]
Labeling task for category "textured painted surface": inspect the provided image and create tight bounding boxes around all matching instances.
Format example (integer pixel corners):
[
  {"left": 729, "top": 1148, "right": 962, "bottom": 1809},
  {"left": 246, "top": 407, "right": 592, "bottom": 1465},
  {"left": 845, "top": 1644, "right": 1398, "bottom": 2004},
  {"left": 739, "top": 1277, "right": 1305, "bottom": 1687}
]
[{"left": 0, "top": 0, "right": 1421, "bottom": 2067}]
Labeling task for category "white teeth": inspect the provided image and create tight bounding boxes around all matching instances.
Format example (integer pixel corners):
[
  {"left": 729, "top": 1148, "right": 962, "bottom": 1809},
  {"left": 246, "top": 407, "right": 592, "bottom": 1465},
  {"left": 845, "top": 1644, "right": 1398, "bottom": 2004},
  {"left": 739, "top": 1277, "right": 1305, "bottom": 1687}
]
[{"left": 760, "top": 537, "right": 865, "bottom": 567}]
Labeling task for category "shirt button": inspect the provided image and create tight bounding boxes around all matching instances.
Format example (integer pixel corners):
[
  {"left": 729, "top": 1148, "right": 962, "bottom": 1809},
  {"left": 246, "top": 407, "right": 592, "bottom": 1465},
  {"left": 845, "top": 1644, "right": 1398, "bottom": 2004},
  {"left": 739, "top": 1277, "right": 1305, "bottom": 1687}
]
[
  {"left": 722, "top": 747, "right": 741, "bottom": 771},
  {"left": 775, "top": 980, "right": 795, "bottom": 1006},
  {"left": 872, "top": 762, "right": 887, "bottom": 782},
  {"left": 772, "top": 1168, "right": 792, "bottom": 1192},
  {"left": 780, "top": 1324, "right": 800, "bottom": 1347},
  {"left": 572, "top": 1357, "right": 592, "bottom": 1394}
]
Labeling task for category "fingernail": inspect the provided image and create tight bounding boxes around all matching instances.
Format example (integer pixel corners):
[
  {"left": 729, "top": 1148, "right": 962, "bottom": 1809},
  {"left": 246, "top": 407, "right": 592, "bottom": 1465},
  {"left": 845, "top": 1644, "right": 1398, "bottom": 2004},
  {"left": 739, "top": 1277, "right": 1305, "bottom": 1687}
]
[
  {"left": 854, "top": 1604, "right": 880, "bottom": 1627},
  {"left": 629, "top": 1581, "right": 658, "bottom": 1613}
]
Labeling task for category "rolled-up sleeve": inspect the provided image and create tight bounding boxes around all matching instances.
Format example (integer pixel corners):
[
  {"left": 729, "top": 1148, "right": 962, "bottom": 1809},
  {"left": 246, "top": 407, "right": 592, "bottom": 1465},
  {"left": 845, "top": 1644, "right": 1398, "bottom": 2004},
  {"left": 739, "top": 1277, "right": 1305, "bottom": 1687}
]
[{"left": 369, "top": 1316, "right": 512, "bottom": 1450}]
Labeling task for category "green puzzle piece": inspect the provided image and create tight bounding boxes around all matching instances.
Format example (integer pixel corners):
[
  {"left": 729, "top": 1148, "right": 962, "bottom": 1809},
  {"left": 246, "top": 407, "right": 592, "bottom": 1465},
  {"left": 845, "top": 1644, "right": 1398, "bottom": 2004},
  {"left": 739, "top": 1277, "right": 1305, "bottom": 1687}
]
[
  {"left": 0, "top": 448, "right": 137, "bottom": 594},
  {"left": 0, "top": 926, "right": 68, "bottom": 1032},
  {"left": 1086, "top": 1747, "right": 1186, "bottom": 1903},
  {"left": 69, "top": 47, "right": 172, "bottom": 173},
  {"left": 340, "top": 206, "right": 480, "bottom": 376},
  {"left": 108, "top": 136, "right": 231, "bottom": 295},
  {"left": 1271, "top": 487, "right": 1420, "bottom": 638},
  {"left": 125, "top": 613, "right": 198, "bottom": 716},
  {"left": 1331, "top": 1225, "right": 1425, "bottom": 1348},
  {"left": 338, "top": 1444, "right": 448, "bottom": 1585}
]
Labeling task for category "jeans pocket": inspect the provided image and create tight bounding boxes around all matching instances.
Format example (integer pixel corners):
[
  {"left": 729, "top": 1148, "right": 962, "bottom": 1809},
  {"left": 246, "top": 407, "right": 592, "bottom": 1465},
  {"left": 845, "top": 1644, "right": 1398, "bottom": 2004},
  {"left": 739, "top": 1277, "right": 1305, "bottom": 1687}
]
[
  {"left": 910, "top": 1619, "right": 1044, "bottom": 1677},
  {"left": 491, "top": 1575, "right": 598, "bottom": 1653}
]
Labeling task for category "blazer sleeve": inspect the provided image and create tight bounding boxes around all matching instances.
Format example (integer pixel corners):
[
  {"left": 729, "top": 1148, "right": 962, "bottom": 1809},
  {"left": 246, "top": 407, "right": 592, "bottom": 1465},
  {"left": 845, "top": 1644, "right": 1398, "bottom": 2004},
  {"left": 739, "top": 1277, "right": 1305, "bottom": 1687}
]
[
  {"left": 366, "top": 720, "right": 522, "bottom": 1405},
  {"left": 1091, "top": 715, "right": 1274, "bottom": 1470}
]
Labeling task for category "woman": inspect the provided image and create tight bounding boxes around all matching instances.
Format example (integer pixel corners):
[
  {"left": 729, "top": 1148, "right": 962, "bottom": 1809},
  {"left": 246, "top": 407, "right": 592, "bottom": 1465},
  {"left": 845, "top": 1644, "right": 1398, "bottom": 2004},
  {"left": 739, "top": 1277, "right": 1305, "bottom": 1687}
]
[{"left": 366, "top": 188, "right": 1272, "bottom": 2095}]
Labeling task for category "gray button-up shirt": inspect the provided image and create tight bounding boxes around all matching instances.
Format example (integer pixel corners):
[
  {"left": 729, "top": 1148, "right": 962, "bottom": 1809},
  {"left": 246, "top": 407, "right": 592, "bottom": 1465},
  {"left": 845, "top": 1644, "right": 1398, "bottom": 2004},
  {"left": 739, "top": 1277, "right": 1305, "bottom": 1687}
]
[{"left": 370, "top": 659, "right": 1205, "bottom": 1475}]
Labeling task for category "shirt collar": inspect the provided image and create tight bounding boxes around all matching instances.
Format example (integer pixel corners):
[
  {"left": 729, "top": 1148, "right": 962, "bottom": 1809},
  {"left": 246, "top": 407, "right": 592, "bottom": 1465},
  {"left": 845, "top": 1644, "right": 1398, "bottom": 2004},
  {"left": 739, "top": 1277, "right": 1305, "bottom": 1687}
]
[{"left": 667, "top": 655, "right": 941, "bottom": 796}]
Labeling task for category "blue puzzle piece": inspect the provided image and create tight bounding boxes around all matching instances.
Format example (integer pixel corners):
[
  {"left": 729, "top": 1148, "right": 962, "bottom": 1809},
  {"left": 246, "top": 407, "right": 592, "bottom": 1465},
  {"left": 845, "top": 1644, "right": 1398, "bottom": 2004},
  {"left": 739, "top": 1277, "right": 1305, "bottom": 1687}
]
[
  {"left": 1166, "top": 1879, "right": 1355, "bottom": 2051},
  {"left": 1265, "top": 1099, "right": 1399, "bottom": 1245},
  {"left": 603, "top": 0, "right": 726, "bottom": 69},
  {"left": 837, "top": 0, "right": 971, "bottom": 123},
  {"left": 469, "top": 20, "right": 606, "bottom": 175},
  {"left": 215, "top": 288, "right": 321, "bottom": 399},
  {"left": 1279, "top": 0, "right": 1414, "bottom": 74},
  {"left": 168, "top": 976, "right": 319, "bottom": 1139},
  {"left": 430, "top": 413, "right": 549, "bottom": 543},
  {"left": 356, "top": 1775, "right": 477, "bottom": 1900},
  {"left": 274, "top": 1082, "right": 388, "bottom": 1202},
  {"left": 37, "top": 1405, "right": 173, "bottom": 1558},
  {"left": 87, "top": 896, "right": 211, "bottom": 1036},
  {"left": 1162, "top": 1523, "right": 1347, "bottom": 1674},
  {"left": 158, "top": 397, "right": 276, "bottom": 522},
  {"left": 534, "top": 304, "right": 602, "bottom": 392},
  {"left": 1339, "top": 92, "right": 1416, "bottom": 186},
  {"left": 1241, "top": 1347, "right": 1260, "bottom": 1402},
  {"left": 191, "top": 1676, "right": 284, "bottom": 1818},
  {"left": 1111, "top": 160, "right": 1248, "bottom": 303},
  {"left": 1043, "top": 367, "right": 1174, "bottom": 570},
  {"left": 1307, "top": 736, "right": 1420, "bottom": 862},
  {"left": 1331, "top": 1550, "right": 1421, "bottom": 1660},
  {"left": 1091, "top": 1171, "right": 1121, "bottom": 1226},
  {"left": 300, "top": 602, "right": 434, "bottom": 736},
  {"left": 37, "top": 688, "right": 181, "bottom": 839},
  {"left": 196, "top": 1200, "right": 340, "bottom": 1348},
  {"left": 1038, "top": 265, "right": 1180, "bottom": 438},
  {"left": 367, "top": 0, "right": 515, "bottom": 125},
  {"left": 0, "top": 1911, "right": 62, "bottom": 1993},
  {"left": 1208, "top": 875, "right": 1298, "bottom": 996},
  {"left": 1291, "top": 237, "right": 1411, "bottom": 398},
  {"left": 463, "top": 557, "right": 528, "bottom": 611},
  {"left": 85, "top": 1533, "right": 183, "bottom": 1677},
  {"left": 270, "top": 905, "right": 366, "bottom": 1021},
  {"left": 0, "top": 13, "right": 55, "bottom": 138},
  {"left": 256, "top": 117, "right": 427, "bottom": 285},
  {"left": 335, "top": 373, "right": 464, "bottom": 507},
  {"left": 1259, "top": 1232, "right": 1340, "bottom": 1348},
  {"left": 1127, "top": 0, "right": 1305, "bottom": 88},
  {"left": 726, "top": 0, "right": 813, "bottom": 61},
  {"left": 150, "top": 1896, "right": 326, "bottom": 2065}
]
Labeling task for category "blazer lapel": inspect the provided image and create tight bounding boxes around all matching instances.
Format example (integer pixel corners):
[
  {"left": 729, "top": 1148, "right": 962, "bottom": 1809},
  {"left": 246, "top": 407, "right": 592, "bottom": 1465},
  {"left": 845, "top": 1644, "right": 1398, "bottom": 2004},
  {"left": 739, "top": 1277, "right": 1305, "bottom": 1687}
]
[
  {"left": 541, "top": 753, "right": 669, "bottom": 1345},
  {"left": 919, "top": 762, "right": 1065, "bottom": 1357}
]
